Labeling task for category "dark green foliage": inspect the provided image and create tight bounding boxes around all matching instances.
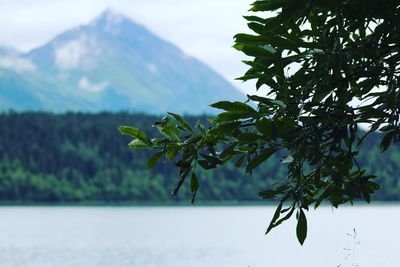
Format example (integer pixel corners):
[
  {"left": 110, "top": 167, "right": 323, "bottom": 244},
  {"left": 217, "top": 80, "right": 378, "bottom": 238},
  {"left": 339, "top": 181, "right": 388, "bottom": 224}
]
[
  {"left": 296, "top": 209, "right": 307, "bottom": 245},
  {"left": 0, "top": 112, "right": 289, "bottom": 202},
  {"left": 121, "top": 0, "right": 400, "bottom": 244},
  {"left": 0, "top": 112, "right": 398, "bottom": 204}
]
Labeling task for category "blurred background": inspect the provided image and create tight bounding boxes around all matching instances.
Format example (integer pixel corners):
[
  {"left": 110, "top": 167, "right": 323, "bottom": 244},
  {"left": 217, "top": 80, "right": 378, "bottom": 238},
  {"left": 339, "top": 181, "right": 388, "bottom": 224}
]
[{"left": 0, "top": 1, "right": 399, "bottom": 266}]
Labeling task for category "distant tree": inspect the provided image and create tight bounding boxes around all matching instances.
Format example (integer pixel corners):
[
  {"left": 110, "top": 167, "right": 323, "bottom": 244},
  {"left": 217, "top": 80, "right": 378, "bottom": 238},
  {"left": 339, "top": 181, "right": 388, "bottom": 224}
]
[{"left": 120, "top": 0, "right": 400, "bottom": 244}]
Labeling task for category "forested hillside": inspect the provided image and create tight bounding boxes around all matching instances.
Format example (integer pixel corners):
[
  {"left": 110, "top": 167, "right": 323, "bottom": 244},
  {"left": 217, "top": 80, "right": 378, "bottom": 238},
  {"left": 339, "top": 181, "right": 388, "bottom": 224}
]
[{"left": 0, "top": 112, "right": 398, "bottom": 203}]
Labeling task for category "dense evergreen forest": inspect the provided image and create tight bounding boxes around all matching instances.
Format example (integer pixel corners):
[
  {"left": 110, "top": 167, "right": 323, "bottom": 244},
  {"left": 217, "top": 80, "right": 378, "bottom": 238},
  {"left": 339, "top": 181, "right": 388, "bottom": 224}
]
[{"left": 0, "top": 112, "right": 398, "bottom": 203}]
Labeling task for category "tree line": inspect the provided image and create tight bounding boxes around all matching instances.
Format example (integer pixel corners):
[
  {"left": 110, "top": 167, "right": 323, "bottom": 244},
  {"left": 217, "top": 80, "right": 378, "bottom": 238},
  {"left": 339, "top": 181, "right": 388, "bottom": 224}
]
[{"left": 0, "top": 112, "right": 398, "bottom": 203}]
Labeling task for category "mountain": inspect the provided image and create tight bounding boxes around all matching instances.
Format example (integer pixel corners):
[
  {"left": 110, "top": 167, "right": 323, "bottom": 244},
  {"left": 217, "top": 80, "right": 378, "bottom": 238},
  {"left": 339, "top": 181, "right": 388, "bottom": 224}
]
[{"left": 0, "top": 9, "right": 244, "bottom": 114}]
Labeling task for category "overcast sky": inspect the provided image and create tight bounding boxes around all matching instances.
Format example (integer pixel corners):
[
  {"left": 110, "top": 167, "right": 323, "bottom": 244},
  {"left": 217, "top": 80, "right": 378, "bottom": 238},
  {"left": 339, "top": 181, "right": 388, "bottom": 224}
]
[{"left": 0, "top": 0, "right": 259, "bottom": 93}]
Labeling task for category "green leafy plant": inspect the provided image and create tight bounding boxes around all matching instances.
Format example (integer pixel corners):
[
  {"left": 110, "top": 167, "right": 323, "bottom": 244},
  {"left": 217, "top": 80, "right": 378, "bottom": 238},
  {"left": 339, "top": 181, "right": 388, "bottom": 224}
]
[{"left": 120, "top": 0, "right": 400, "bottom": 244}]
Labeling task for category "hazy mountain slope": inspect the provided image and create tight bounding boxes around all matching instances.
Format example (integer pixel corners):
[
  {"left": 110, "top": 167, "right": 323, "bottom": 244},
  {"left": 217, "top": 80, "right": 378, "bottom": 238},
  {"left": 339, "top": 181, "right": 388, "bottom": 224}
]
[{"left": 0, "top": 10, "right": 244, "bottom": 114}]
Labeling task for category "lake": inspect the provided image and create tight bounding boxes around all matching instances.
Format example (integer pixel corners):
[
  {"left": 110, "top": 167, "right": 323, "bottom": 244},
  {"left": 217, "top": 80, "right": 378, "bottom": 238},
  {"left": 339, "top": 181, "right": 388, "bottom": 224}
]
[{"left": 0, "top": 205, "right": 398, "bottom": 267}]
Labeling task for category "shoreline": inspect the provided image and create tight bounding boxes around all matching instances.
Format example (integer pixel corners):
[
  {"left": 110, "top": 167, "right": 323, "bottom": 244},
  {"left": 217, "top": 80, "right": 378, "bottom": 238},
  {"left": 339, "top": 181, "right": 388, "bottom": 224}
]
[{"left": 0, "top": 200, "right": 399, "bottom": 207}]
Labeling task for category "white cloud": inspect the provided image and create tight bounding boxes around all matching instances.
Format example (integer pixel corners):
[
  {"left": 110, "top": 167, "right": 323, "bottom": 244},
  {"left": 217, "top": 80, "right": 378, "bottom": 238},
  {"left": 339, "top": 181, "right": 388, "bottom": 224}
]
[
  {"left": 0, "top": 56, "right": 36, "bottom": 72},
  {"left": 54, "top": 35, "right": 98, "bottom": 70},
  {"left": 78, "top": 76, "right": 108, "bottom": 93}
]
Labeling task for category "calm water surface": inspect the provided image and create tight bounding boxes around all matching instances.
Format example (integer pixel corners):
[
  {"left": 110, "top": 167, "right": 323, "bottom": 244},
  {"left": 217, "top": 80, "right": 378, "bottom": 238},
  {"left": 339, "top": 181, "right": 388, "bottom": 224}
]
[{"left": 0, "top": 206, "right": 398, "bottom": 267}]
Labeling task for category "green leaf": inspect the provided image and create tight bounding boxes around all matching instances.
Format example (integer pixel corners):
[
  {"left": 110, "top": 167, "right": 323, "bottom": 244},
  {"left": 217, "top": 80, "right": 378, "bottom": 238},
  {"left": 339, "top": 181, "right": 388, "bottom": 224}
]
[
  {"left": 246, "top": 147, "right": 277, "bottom": 173},
  {"left": 210, "top": 111, "right": 255, "bottom": 123},
  {"left": 266, "top": 202, "right": 283, "bottom": 234},
  {"left": 258, "top": 188, "right": 277, "bottom": 199},
  {"left": 207, "top": 122, "right": 240, "bottom": 136},
  {"left": 312, "top": 90, "right": 333, "bottom": 103},
  {"left": 281, "top": 155, "right": 294, "bottom": 164},
  {"left": 296, "top": 209, "right": 307, "bottom": 245},
  {"left": 168, "top": 112, "right": 194, "bottom": 133},
  {"left": 380, "top": 131, "right": 394, "bottom": 152},
  {"left": 166, "top": 148, "right": 179, "bottom": 161},
  {"left": 154, "top": 117, "right": 180, "bottom": 141},
  {"left": 236, "top": 132, "right": 262, "bottom": 143},
  {"left": 197, "top": 160, "right": 216, "bottom": 170},
  {"left": 147, "top": 151, "right": 164, "bottom": 169},
  {"left": 190, "top": 173, "right": 200, "bottom": 193},
  {"left": 234, "top": 154, "right": 246, "bottom": 168},
  {"left": 220, "top": 144, "right": 237, "bottom": 159},
  {"left": 250, "top": 0, "right": 284, "bottom": 12},
  {"left": 243, "top": 15, "right": 266, "bottom": 23},
  {"left": 246, "top": 22, "right": 264, "bottom": 34},
  {"left": 260, "top": 44, "right": 277, "bottom": 54},
  {"left": 210, "top": 101, "right": 256, "bottom": 113},
  {"left": 275, "top": 117, "right": 296, "bottom": 137},
  {"left": 200, "top": 153, "right": 223, "bottom": 165},
  {"left": 314, "top": 184, "right": 332, "bottom": 209},
  {"left": 234, "top": 33, "right": 268, "bottom": 45},
  {"left": 234, "top": 44, "right": 277, "bottom": 58},
  {"left": 361, "top": 187, "right": 371, "bottom": 203},
  {"left": 273, "top": 204, "right": 296, "bottom": 227},
  {"left": 380, "top": 125, "right": 395, "bottom": 132},
  {"left": 119, "top": 126, "right": 148, "bottom": 141},
  {"left": 258, "top": 184, "right": 289, "bottom": 199},
  {"left": 248, "top": 95, "right": 286, "bottom": 107},
  {"left": 128, "top": 139, "right": 151, "bottom": 149},
  {"left": 256, "top": 118, "right": 275, "bottom": 139}
]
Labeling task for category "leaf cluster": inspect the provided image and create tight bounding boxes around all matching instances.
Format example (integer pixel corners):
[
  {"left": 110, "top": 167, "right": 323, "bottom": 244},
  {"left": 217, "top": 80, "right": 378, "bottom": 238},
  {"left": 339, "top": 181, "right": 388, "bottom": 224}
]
[{"left": 121, "top": 0, "right": 400, "bottom": 244}]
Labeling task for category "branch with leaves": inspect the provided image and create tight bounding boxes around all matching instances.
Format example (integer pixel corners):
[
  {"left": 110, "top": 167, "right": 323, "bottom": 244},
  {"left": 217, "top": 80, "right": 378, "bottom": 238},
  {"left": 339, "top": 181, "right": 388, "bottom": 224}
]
[{"left": 120, "top": 0, "right": 400, "bottom": 244}]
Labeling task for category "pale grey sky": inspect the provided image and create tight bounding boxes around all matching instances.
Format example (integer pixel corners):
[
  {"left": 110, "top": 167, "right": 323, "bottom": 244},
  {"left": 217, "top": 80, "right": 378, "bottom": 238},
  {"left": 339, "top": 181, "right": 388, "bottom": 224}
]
[{"left": 0, "top": 0, "right": 258, "bottom": 93}]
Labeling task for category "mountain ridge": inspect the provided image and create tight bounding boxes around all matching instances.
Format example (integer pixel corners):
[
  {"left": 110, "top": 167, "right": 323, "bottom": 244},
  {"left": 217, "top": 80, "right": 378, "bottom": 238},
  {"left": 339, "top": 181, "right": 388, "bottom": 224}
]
[{"left": 0, "top": 9, "right": 244, "bottom": 114}]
